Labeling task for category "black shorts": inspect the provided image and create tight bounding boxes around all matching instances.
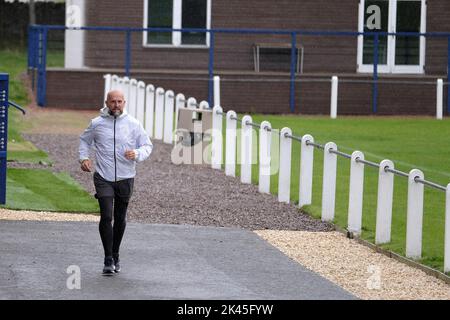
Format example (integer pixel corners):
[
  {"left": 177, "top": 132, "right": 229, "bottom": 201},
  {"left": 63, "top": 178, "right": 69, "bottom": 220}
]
[{"left": 93, "top": 172, "right": 134, "bottom": 202}]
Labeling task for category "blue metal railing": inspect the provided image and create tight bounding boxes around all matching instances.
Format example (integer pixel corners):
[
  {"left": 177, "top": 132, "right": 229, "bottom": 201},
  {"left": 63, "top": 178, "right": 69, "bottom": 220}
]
[
  {"left": 28, "top": 25, "right": 450, "bottom": 114},
  {"left": 0, "top": 73, "right": 9, "bottom": 205},
  {"left": 8, "top": 101, "right": 26, "bottom": 115},
  {"left": 0, "top": 74, "right": 27, "bottom": 205}
]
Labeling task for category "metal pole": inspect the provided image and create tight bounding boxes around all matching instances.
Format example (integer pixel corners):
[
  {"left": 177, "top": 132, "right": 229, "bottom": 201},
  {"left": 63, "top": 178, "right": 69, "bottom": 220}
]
[
  {"left": 33, "top": 26, "right": 38, "bottom": 91},
  {"left": 330, "top": 76, "right": 338, "bottom": 118},
  {"left": 125, "top": 30, "right": 131, "bottom": 77},
  {"left": 37, "top": 27, "right": 48, "bottom": 107},
  {"left": 208, "top": 31, "right": 215, "bottom": 107},
  {"left": 42, "top": 27, "right": 48, "bottom": 106},
  {"left": 289, "top": 32, "right": 297, "bottom": 113},
  {"left": 0, "top": 73, "right": 8, "bottom": 205},
  {"left": 437, "top": 79, "right": 444, "bottom": 120},
  {"left": 37, "top": 27, "right": 43, "bottom": 103},
  {"left": 373, "top": 33, "right": 379, "bottom": 114},
  {"left": 213, "top": 75, "right": 220, "bottom": 107}
]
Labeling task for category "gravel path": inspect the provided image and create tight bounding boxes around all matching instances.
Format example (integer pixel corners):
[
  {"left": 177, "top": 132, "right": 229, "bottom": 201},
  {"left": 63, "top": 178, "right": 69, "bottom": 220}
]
[
  {"left": 256, "top": 230, "right": 450, "bottom": 300},
  {"left": 0, "top": 208, "right": 99, "bottom": 222},
  {"left": 7, "top": 162, "right": 51, "bottom": 169},
  {"left": 23, "top": 133, "right": 332, "bottom": 232}
]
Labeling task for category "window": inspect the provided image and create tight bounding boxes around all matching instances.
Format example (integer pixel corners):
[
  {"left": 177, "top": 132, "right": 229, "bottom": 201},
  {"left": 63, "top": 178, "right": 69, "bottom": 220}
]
[
  {"left": 147, "top": 0, "right": 173, "bottom": 44},
  {"left": 357, "top": 0, "right": 426, "bottom": 73},
  {"left": 143, "top": 0, "right": 211, "bottom": 47}
]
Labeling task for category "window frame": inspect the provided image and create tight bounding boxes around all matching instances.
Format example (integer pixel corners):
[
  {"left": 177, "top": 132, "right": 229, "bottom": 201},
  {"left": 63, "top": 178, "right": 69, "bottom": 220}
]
[
  {"left": 357, "top": 0, "right": 427, "bottom": 74},
  {"left": 142, "top": 0, "right": 212, "bottom": 48}
]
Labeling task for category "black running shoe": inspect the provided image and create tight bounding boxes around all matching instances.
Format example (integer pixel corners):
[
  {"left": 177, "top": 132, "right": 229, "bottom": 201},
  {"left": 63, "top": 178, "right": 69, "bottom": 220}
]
[
  {"left": 102, "top": 256, "right": 115, "bottom": 275},
  {"left": 113, "top": 254, "right": 121, "bottom": 273}
]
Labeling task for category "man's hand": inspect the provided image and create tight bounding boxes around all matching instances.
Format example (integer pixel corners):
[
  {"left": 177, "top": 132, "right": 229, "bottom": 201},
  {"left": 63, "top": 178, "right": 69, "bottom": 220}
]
[
  {"left": 80, "top": 159, "right": 93, "bottom": 172},
  {"left": 124, "top": 150, "right": 136, "bottom": 160}
]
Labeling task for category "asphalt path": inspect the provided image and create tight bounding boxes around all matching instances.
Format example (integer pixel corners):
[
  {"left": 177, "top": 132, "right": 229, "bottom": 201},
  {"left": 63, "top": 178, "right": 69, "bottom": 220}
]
[{"left": 0, "top": 220, "right": 355, "bottom": 300}]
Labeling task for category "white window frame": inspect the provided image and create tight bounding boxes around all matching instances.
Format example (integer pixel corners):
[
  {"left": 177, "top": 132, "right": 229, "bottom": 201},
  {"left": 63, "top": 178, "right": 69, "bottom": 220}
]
[
  {"left": 143, "top": 0, "right": 211, "bottom": 48},
  {"left": 357, "top": 0, "right": 426, "bottom": 74}
]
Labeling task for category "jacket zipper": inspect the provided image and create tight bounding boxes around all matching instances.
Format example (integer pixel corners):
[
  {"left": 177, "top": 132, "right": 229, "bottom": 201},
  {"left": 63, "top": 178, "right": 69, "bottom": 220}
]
[{"left": 113, "top": 117, "right": 117, "bottom": 182}]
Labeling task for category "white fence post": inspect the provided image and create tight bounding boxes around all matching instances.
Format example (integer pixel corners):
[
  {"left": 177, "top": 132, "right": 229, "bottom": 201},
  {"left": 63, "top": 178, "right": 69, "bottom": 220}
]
[
  {"left": 330, "top": 76, "right": 338, "bottom": 119},
  {"left": 437, "top": 78, "right": 444, "bottom": 120},
  {"left": 259, "top": 121, "right": 272, "bottom": 194},
  {"left": 214, "top": 76, "right": 221, "bottom": 107},
  {"left": 163, "top": 90, "right": 175, "bottom": 144},
  {"left": 299, "top": 134, "right": 314, "bottom": 208},
  {"left": 154, "top": 87, "right": 165, "bottom": 140},
  {"left": 128, "top": 79, "right": 138, "bottom": 118},
  {"left": 347, "top": 151, "right": 365, "bottom": 235},
  {"left": 406, "top": 169, "right": 424, "bottom": 260},
  {"left": 211, "top": 106, "right": 223, "bottom": 170},
  {"left": 225, "top": 111, "right": 237, "bottom": 177},
  {"left": 375, "top": 160, "right": 395, "bottom": 244},
  {"left": 445, "top": 183, "right": 450, "bottom": 273},
  {"left": 136, "top": 81, "right": 145, "bottom": 125},
  {"left": 174, "top": 93, "right": 186, "bottom": 142},
  {"left": 322, "top": 142, "right": 338, "bottom": 222},
  {"left": 241, "top": 115, "right": 253, "bottom": 184},
  {"left": 199, "top": 101, "right": 209, "bottom": 110},
  {"left": 278, "top": 128, "right": 292, "bottom": 203},
  {"left": 144, "top": 85, "right": 155, "bottom": 138},
  {"left": 111, "top": 74, "right": 119, "bottom": 91},
  {"left": 117, "top": 77, "right": 124, "bottom": 99},
  {"left": 103, "top": 74, "right": 111, "bottom": 103},
  {"left": 187, "top": 97, "right": 197, "bottom": 109},
  {"left": 122, "top": 77, "right": 130, "bottom": 106},
  {"left": 198, "top": 101, "right": 210, "bottom": 164}
]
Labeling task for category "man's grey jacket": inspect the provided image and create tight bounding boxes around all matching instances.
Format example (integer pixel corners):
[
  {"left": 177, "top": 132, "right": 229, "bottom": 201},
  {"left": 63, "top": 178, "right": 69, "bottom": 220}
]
[{"left": 79, "top": 107, "right": 153, "bottom": 182}]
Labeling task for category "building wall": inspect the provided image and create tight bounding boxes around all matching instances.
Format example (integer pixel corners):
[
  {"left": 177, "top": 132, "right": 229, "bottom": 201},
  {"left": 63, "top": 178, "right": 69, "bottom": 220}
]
[
  {"left": 83, "top": 0, "right": 450, "bottom": 76},
  {"left": 47, "top": 1, "right": 449, "bottom": 114},
  {"left": 425, "top": 2, "right": 450, "bottom": 75},
  {"left": 83, "top": 0, "right": 359, "bottom": 73},
  {"left": 45, "top": 69, "right": 446, "bottom": 116}
]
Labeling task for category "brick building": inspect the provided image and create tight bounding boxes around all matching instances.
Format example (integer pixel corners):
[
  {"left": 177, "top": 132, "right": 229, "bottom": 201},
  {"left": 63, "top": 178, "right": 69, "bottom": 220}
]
[{"left": 43, "top": 0, "right": 449, "bottom": 115}]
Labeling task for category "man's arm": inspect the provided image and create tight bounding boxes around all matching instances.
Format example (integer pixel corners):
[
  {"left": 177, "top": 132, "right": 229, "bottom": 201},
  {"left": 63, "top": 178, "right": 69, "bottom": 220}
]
[
  {"left": 132, "top": 124, "right": 153, "bottom": 163},
  {"left": 79, "top": 120, "right": 95, "bottom": 170}
]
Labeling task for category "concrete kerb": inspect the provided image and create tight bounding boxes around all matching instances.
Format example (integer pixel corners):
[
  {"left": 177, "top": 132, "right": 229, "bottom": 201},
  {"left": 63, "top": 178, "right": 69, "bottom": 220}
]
[{"left": 334, "top": 224, "right": 450, "bottom": 285}]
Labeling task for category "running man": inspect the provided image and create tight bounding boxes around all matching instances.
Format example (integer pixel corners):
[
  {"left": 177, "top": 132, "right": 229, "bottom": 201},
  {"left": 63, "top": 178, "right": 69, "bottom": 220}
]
[{"left": 79, "top": 90, "right": 153, "bottom": 275}]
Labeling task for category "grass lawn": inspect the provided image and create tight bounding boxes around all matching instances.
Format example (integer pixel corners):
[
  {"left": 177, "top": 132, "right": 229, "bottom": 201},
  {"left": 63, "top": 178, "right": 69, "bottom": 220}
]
[
  {"left": 1, "top": 49, "right": 98, "bottom": 213},
  {"left": 1, "top": 168, "right": 98, "bottom": 213},
  {"left": 7, "top": 107, "right": 52, "bottom": 163},
  {"left": 0, "top": 49, "right": 51, "bottom": 163},
  {"left": 229, "top": 114, "right": 450, "bottom": 273}
]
